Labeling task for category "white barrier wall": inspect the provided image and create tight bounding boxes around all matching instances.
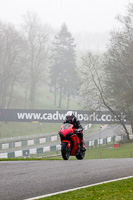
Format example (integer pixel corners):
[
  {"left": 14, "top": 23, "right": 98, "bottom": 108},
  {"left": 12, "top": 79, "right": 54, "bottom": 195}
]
[
  {"left": 39, "top": 138, "right": 46, "bottom": 144},
  {"left": 98, "top": 139, "right": 103, "bottom": 145},
  {"left": 43, "top": 146, "right": 50, "bottom": 152},
  {"left": 2, "top": 143, "right": 9, "bottom": 149},
  {"left": 107, "top": 137, "right": 111, "bottom": 143},
  {"left": 27, "top": 140, "right": 34, "bottom": 146},
  {"left": 15, "top": 150, "right": 23, "bottom": 157},
  {"left": 115, "top": 136, "right": 122, "bottom": 141},
  {"left": 29, "top": 148, "right": 37, "bottom": 154},
  {"left": 15, "top": 142, "right": 21, "bottom": 148},
  {"left": 129, "top": 135, "right": 133, "bottom": 139},
  {"left": 56, "top": 144, "right": 61, "bottom": 150},
  {"left": 0, "top": 134, "right": 133, "bottom": 158},
  {"left": 51, "top": 136, "right": 57, "bottom": 141},
  {"left": 0, "top": 134, "right": 58, "bottom": 150},
  {"left": 0, "top": 152, "right": 8, "bottom": 158}
]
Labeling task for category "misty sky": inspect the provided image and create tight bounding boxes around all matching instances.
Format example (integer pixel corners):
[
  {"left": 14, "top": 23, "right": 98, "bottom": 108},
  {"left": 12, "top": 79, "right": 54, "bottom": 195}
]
[{"left": 0, "top": 0, "right": 131, "bottom": 34}]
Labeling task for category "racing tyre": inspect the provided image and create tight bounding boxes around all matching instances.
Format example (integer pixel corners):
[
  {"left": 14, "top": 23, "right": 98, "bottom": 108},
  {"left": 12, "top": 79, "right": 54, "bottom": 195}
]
[
  {"left": 76, "top": 150, "right": 85, "bottom": 160},
  {"left": 61, "top": 142, "right": 70, "bottom": 160}
]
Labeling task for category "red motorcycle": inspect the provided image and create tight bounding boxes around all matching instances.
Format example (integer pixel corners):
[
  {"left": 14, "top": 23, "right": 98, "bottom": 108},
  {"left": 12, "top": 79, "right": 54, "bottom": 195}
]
[{"left": 58, "top": 123, "right": 86, "bottom": 160}]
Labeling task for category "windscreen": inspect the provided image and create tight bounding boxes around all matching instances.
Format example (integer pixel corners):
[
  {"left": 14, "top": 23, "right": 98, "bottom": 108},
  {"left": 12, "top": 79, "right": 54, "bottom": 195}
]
[{"left": 62, "top": 123, "right": 73, "bottom": 129}]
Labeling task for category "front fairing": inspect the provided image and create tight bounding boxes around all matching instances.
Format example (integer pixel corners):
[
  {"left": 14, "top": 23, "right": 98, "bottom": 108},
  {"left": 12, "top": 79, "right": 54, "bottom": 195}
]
[
  {"left": 59, "top": 123, "right": 74, "bottom": 140},
  {"left": 59, "top": 123, "right": 80, "bottom": 156}
]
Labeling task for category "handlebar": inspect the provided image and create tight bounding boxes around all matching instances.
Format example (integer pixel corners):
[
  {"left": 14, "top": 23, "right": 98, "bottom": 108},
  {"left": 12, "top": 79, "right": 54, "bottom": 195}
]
[{"left": 74, "top": 128, "right": 83, "bottom": 133}]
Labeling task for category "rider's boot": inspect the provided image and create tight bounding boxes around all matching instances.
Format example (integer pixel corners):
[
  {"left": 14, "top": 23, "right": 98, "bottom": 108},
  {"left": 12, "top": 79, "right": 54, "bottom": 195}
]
[{"left": 80, "top": 139, "right": 86, "bottom": 150}]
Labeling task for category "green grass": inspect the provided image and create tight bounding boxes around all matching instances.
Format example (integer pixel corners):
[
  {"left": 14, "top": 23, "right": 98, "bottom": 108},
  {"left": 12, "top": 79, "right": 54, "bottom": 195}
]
[
  {"left": 11, "top": 85, "right": 81, "bottom": 110},
  {"left": 32, "top": 142, "right": 133, "bottom": 160},
  {"left": 0, "top": 122, "right": 97, "bottom": 139},
  {"left": 0, "top": 120, "right": 99, "bottom": 139},
  {"left": 39, "top": 178, "right": 133, "bottom": 200},
  {"left": 0, "top": 122, "right": 62, "bottom": 139},
  {"left": 36, "top": 142, "right": 133, "bottom": 160},
  {"left": 1, "top": 141, "right": 132, "bottom": 161},
  {"left": 85, "top": 142, "right": 133, "bottom": 159},
  {"left": 35, "top": 87, "right": 80, "bottom": 110}
]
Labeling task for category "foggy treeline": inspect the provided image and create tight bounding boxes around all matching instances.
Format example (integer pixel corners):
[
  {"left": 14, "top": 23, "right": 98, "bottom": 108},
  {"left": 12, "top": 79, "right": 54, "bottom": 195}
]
[
  {"left": 0, "top": 12, "right": 83, "bottom": 110},
  {"left": 0, "top": 13, "right": 51, "bottom": 109},
  {"left": 0, "top": 11, "right": 108, "bottom": 110},
  {"left": 78, "top": 3, "right": 133, "bottom": 139},
  {"left": 1, "top": 3, "right": 133, "bottom": 139}
]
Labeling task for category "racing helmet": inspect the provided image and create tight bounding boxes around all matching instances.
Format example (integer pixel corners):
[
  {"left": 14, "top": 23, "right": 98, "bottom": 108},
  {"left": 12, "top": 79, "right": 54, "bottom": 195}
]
[{"left": 65, "top": 111, "right": 75, "bottom": 123}]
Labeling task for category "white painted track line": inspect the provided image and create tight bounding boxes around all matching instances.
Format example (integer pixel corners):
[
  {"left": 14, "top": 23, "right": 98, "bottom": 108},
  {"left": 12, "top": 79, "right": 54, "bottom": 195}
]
[{"left": 24, "top": 176, "right": 133, "bottom": 200}]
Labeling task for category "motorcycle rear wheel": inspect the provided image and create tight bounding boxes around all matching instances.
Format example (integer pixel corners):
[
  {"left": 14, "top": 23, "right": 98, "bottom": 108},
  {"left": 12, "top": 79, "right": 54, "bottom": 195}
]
[
  {"left": 76, "top": 150, "right": 85, "bottom": 160},
  {"left": 61, "top": 142, "right": 70, "bottom": 160}
]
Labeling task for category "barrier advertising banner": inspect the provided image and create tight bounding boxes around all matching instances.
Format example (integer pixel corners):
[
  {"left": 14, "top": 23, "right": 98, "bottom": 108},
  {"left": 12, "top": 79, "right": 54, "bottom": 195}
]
[{"left": 0, "top": 109, "right": 129, "bottom": 124}]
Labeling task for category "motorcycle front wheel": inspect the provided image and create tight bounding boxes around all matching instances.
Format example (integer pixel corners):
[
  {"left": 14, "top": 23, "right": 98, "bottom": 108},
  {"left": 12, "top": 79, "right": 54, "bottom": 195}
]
[
  {"left": 76, "top": 150, "right": 85, "bottom": 160},
  {"left": 61, "top": 142, "right": 70, "bottom": 160}
]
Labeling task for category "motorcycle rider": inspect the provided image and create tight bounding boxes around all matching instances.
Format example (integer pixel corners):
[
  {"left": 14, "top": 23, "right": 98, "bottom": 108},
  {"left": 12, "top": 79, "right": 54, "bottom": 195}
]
[{"left": 64, "top": 111, "right": 85, "bottom": 150}]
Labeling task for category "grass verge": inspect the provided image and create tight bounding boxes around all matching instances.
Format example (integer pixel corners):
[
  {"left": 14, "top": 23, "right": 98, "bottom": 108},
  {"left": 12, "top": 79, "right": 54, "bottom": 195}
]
[
  {"left": 0, "top": 142, "right": 133, "bottom": 161},
  {"left": 0, "top": 122, "right": 98, "bottom": 139},
  {"left": 0, "top": 122, "right": 62, "bottom": 139},
  {"left": 37, "top": 142, "right": 133, "bottom": 160},
  {"left": 39, "top": 177, "right": 133, "bottom": 200},
  {"left": 85, "top": 142, "right": 133, "bottom": 159}
]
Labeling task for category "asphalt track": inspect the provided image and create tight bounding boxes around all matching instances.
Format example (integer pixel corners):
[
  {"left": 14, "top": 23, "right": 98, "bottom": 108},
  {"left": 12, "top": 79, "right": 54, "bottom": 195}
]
[
  {"left": 0, "top": 158, "right": 133, "bottom": 200},
  {"left": 85, "top": 124, "right": 121, "bottom": 141}
]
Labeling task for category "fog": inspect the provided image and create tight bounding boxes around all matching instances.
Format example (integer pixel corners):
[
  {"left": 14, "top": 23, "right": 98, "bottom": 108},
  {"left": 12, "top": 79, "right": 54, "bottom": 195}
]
[{"left": 0, "top": 0, "right": 132, "bottom": 158}]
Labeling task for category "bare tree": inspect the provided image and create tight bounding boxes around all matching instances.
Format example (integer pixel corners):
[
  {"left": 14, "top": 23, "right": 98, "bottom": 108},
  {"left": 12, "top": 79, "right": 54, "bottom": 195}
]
[
  {"left": 78, "top": 52, "right": 130, "bottom": 140},
  {"left": 78, "top": 4, "right": 133, "bottom": 140},
  {"left": 103, "top": 3, "right": 133, "bottom": 137},
  {"left": 0, "top": 22, "right": 27, "bottom": 108},
  {"left": 22, "top": 12, "right": 50, "bottom": 109}
]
